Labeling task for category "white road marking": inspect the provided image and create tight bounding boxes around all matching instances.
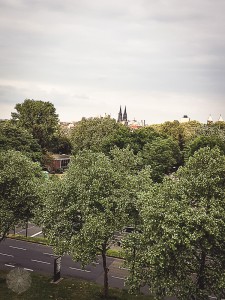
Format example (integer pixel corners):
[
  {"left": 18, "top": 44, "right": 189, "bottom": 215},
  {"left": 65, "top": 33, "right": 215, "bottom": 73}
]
[
  {"left": 0, "top": 252, "right": 14, "bottom": 257},
  {"left": 16, "top": 225, "right": 35, "bottom": 234},
  {"left": 69, "top": 267, "right": 91, "bottom": 273},
  {"left": 30, "top": 231, "right": 42, "bottom": 237},
  {"left": 5, "top": 264, "right": 15, "bottom": 268},
  {"left": 24, "top": 268, "right": 33, "bottom": 272},
  {"left": 111, "top": 275, "right": 125, "bottom": 280},
  {"left": 43, "top": 252, "right": 54, "bottom": 256},
  {"left": 31, "top": 259, "right": 51, "bottom": 265},
  {"left": 9, "top": 246, "right": 27, "bottom": 251}
]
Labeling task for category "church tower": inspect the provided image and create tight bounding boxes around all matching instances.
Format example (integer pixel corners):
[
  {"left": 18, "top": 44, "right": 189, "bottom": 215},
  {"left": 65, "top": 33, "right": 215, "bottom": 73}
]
[
  {"left": 117, "top": 106, "right": 122, "bottom": 122},
  {"left": 123, "top": 106, "right": 127, "bottom": 122}
]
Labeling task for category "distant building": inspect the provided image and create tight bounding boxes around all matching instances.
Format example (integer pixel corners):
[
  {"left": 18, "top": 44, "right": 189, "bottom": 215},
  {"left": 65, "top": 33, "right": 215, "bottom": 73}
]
[
  {"left": 46, "top": 154, "right": 71, "bottom": 173},
  {"left": 218, "top": 114, "right": 224, "bottom": 122},
  {"left": 117, "top": 106, "right": 145, "bottom": 129},
  {"left": 117, "top": 106, "right": 128, "bottom": 125},
  {"left": 180, "top": 115, "right": 190, "bottom": 123},
  {"left": 207, "top": 114, "right": 213, "bottom": 125}
]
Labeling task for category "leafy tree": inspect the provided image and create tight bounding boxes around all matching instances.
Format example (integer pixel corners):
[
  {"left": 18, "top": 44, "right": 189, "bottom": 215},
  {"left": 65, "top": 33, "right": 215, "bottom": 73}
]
[
  {"left": 0, "top": 150, "right": 43, "bottom": 241},
  {"left": 0, "top": 121, "right": 42, "bottom": 162},
  {"left": 140, "top": 137, "right": 181, "bottom": 182},
  {"left": 129, "top": 127, "right": 161, "bottom": 154},
  {"left": 11, "top": 99, "right": 59, "bottom": 151},
  {"left": 185, "top": 135, "right": 225, "bottom": 160},
  {"left": 125, "top": 147, "right": 225, "bottom": 299},
  {"left": 40, "top": 147, "right": 152, "bottom": 298},
  {"left": 70, "top": 116, "right": 132, "bottom": 155}
]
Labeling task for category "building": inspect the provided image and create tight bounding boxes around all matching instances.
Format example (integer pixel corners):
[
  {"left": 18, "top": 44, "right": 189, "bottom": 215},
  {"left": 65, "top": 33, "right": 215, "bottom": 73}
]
[
  {"left": 180, "top": 115, "right": 190, "bottom": 123},
  {"left": 46, "top": 154, "right": 71, "bottom": 173}
]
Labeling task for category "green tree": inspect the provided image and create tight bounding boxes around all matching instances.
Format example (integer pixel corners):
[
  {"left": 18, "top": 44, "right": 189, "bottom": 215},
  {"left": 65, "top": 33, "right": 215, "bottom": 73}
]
[
  {"left": 11, "top": 99, "right": 59, "bottom": 151},
  {"left": 0, "top": 150, "right": 43, "bottom": 241},
  {"left": 70, "top": 116, "right": 132, "bottom": 155},
  {"left": 125, "top": 147, "right": 225, "bottom": 299},
  {"left": 40, "top": 147, "right": 152, "bottom": 298},
  {"left": 185, "top": 135, "right": 225, "bottom": 160},
  {"left": 0, "top": 121, "right": 42, "bottom": 162},
  {"left": 140, "top": 136, "right": 181, "bottom": 182}
]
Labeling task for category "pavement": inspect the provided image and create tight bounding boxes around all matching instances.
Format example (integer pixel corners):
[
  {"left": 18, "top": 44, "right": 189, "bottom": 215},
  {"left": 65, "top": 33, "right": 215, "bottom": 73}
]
[{"left": 0, "top": 238, "right": 129, "bottom": 290}]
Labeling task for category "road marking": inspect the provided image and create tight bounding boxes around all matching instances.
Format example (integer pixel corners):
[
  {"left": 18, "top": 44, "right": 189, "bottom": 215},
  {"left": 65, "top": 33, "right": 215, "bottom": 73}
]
[
  {"left": 92, "top": 262, "right": 100, "bottom": 265},
  {"left": 9, "top": 246, "right": 27, "bottom": 251},
  {"left": 111, "top": 275, "right": 125, "bottom": 280},
  {"left": 69, "top": 267, "right": 91, "bottom": 273},
  {"left": 24, "top": 268, "right": 33, "bottom": 272},
  {"left": 0, "top": 252, "right": 14, "bottom": 257},
  {"left": 5, "top": 264, "right": 15, "bottom": 268},
  {"left": 30, "top": 231, "right": 42, "bottom": 237},
  {"left": 31, "top": 259, "right": 51, "bottom": 265},
  {"left": 43, "top": 252, "right": 54, "bottom": 256}
]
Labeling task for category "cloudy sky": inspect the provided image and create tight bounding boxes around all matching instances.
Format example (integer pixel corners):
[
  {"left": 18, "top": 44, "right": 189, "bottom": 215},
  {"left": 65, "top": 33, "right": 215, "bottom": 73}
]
[{"left": 0, "top": 0, "right": 225, "bottom": 124}]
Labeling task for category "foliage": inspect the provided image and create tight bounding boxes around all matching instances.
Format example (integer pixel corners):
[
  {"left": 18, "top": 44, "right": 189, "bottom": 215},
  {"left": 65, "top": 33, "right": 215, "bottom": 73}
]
[
  {"left": 124, "top": 147, "right": 225, "bottom": 299},
  {"left": 185, "top": 134, "right": 225, "bottom": 160},
  {"left": 70, "top": 116, "right": 132, "bottom": 155},
  {"left": 40, "top": 147, "right": 152, "bottom": 298},
  {"left": 152, "top": 120, "right": 201, "bottom": 151},
  {"left": 0, "top": 121, "right": 42, "bottom": 162},
  {"left": 0, "top": 150, "right": 44, "bottom": 241},
  {"left": 11, "top": 99, "right": 59, "bottom": 151},
  {"left": 140, "top": 136, "right": 181, "bottom": 182}
]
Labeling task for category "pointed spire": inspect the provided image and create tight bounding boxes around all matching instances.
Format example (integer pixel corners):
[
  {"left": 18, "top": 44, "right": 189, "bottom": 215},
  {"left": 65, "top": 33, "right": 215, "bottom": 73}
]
[
  {"left": 117, "top": 106, "right": 122, "bottom": 122},
  {"left": 123, "top": 106, "right": 127, "bottom": 122},
  {"left": 207, "top": 114, "right": 213, "bottom": 124},
  {"left": 218, "top": 114, "right": 224, "bottom": 122}
]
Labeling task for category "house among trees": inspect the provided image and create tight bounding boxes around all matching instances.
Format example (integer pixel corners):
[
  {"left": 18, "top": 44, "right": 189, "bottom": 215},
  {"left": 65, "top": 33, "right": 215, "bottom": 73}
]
[{"left": 46, "top": 154, "right": 71, "bottom": 173}]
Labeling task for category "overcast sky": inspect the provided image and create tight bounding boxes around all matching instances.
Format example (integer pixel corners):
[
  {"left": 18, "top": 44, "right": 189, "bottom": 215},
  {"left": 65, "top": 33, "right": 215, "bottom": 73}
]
[{"left": 0, "top": 0, "right": 225, "bottom": 124}]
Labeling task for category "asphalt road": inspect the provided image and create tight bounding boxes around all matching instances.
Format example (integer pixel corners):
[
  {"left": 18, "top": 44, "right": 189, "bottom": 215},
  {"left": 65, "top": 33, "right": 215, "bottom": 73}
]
[{"left": 0, "top": 238, "right": 129, "bottom": 290}]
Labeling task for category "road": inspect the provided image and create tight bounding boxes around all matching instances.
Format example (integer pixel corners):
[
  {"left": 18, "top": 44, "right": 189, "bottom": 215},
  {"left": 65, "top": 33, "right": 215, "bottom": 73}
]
[{"left": 0, "top": 238, "right": 129, "bottom": 290}]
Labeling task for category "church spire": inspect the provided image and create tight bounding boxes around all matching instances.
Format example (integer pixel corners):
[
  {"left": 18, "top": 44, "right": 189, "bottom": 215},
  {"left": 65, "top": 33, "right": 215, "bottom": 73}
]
[
  {"left": 117, "top": 106, "right": 122, "bottom": 122},
  {"left": 123, "top": 106, "right": 127, "bottom": 122}
]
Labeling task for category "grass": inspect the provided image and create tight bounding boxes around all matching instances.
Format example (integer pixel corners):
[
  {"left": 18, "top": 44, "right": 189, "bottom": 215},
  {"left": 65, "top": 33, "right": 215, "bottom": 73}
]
[
  {"left": 0, "top": 269, "right": 154, "bottom": 300},
  {"left": 7, "top": 235, "right": 125, "bottom": 258}
]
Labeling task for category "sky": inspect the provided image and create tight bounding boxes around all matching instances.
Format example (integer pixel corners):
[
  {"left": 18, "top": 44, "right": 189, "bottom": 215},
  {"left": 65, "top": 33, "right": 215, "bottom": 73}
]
[{"left": 0, "top": 0, "right": 225, "bottom": 125}]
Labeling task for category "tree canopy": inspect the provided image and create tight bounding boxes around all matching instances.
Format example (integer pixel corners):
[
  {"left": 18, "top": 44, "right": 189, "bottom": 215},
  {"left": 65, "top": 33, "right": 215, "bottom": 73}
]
[
  {"left": 40, "top": 147, "right": 152, "bottom": 298},
  {"left": 0, "top": 150, "right": 43, "bottom": 241},
  {"left": 0, "top": 121, "right": 42, "bottom": 162},
  {"left": 124, "top": 147, "right": 225, "bottom": 299},
  {"left": 11, "top": 99, "right": 59, "bottom": 151}
]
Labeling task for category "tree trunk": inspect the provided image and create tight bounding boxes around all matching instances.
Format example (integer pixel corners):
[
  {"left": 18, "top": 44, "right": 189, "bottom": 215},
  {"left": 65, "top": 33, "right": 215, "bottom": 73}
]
[
  {"left": 197, "top": 250, "right": 206, "bottom": 290},
  {"left": 101, "top": 243, "right": 109, "bottom": 299}
]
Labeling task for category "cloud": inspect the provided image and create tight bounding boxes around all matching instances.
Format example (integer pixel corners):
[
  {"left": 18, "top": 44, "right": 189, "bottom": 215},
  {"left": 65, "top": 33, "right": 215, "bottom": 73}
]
[{"left": 0, "top": 0, "right": 225, "bottom": 123}]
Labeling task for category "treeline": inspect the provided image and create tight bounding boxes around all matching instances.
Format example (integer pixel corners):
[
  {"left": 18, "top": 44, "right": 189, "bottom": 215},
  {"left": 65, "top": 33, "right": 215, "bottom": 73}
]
[{"left": 0, "top": 99, "right": 225, "bottom": 299}]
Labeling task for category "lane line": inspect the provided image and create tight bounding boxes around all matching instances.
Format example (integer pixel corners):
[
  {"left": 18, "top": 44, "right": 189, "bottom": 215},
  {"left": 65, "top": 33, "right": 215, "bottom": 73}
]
[
  {"left": 24, "top": 268, "right": 33, "bottom": 272},
  {"left": 111, "top": 275, "right": 125, "bottom": 280},
  {"left": 43, "top": 252, "right": 54, "bottom": 256},
  {"left": 0, "top": 252, "right": 14, "bottom": 257},
  {"left": 30, "top": 231, "right": 42, "bottom": 237},
  {"left": 9, "top": 246, "right": 27, "bottom": 251},
  {"left": 69, "top": 267, "right": 91, "bottom": 273},
  {"left": 5, "top": 264, "right": 15, "bottom": 268},
  {"left": 31, "top": 259, "right": 51, "bottom": 265}
]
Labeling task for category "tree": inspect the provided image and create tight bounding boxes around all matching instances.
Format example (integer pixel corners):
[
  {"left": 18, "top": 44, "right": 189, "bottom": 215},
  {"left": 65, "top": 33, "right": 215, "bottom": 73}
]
[
  {"left": 125, "top": 147, "right": 225, "bottom": 299},
  {"left": 70, "top": 116, "right": 132, "bottom": 155},
  {"left": 140, "top": 136, "right": 181, "bottom": 182},
  {"left": 0, "top": 121, "right": 42, "bottom": 162},
  {"left": 40, "top": 147, "right": 152, "bottom": 298},
  {"left": 0, "top": 150, "right": 43, "bottom": 241},
  {"left": 11, "top": 99, "right": 59, "bottom": 151},
  {"left": 184, "top": 135, "right": 225, "bottom": 160}
]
